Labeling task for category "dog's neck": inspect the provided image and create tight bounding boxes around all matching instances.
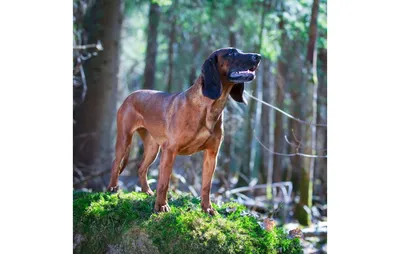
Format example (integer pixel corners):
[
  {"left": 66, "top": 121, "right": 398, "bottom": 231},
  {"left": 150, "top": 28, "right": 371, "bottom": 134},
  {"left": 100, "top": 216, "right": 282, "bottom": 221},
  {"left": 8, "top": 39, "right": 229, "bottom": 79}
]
[{"left": 185, "top": 75, "right": 234, "bottom": 125}]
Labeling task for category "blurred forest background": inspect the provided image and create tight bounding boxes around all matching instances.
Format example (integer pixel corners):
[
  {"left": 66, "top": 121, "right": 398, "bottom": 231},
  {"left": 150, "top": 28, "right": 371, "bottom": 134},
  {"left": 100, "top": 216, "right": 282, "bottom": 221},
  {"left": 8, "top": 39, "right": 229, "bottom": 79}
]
[{"left": 73, "top": 0, "right": 327, "bottom": 251}]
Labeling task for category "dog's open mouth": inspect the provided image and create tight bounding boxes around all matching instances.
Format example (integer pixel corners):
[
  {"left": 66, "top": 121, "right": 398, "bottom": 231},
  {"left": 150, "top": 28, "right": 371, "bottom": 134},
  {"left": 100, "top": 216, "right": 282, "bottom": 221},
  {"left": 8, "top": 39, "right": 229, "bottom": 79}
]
[{"left": 229, "top": 66, "right": 258, "bottom": 83}]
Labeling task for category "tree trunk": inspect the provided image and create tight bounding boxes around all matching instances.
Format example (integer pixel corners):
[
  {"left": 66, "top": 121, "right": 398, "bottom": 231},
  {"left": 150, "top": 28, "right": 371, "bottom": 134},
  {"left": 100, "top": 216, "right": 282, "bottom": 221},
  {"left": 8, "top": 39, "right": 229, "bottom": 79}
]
[
  {"left": 73, "top": 0, "right": 124, "bottom": 190},
  {"left": 315, "top": 47, "right": 327, "bottom": 202},
  {"left": 273, "top": 63, "right": 285, "bottom": 183},
  {"left": 265, "top": 61, "right": 277, "bottom": 200},
  {"left": 272, "top": 7, "right": 286, "bottom": 183},
  {"left": 220, "top": 1, "right": 237, "bottom": 188},
  {"left": 263, "top": 0, "right": 277, "bottom": 200},
  {"left": 240, "top": 0, "right": 268, "bottom": 186},
  {"left": 289, "top": 92, "right": 302, "bottom": 194},
  {"left": 250, "top": 61, "right": 264, "bottom": 179},
  {"left": 143, "top": 1, "right": 160, "bottom": 90},
  {"left": 228, "top": 0, "right": 237, "bottom": 47},
  {"left": 296, "top": 0, "right": 320, "bottom": 226},
  {"left": 259, "top": 62, "right": 269, "bottom": 183},
  {"left": 289, "top": 40, "right": 305, "bottom": 196},
  {"left": 188, "top": 32, "right": 202, "bottom": 88},
  {"left": 166, "top": 3, "right": 177, "bottom": 93}
]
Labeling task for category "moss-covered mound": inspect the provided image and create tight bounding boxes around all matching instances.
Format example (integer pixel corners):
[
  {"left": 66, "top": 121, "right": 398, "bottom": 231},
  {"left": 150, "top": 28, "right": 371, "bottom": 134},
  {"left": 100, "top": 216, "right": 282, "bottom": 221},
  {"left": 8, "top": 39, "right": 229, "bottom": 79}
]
[{"left": 73, "top": 191, "right": 302, "bottom": 254}]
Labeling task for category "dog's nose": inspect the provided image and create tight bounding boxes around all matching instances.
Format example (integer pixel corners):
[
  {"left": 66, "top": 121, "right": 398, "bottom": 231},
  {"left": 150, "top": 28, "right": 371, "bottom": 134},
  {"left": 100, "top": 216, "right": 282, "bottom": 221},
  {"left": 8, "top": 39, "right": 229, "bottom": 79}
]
[{"left": 252, "top": 54, "right": 261, "bottom": 62}]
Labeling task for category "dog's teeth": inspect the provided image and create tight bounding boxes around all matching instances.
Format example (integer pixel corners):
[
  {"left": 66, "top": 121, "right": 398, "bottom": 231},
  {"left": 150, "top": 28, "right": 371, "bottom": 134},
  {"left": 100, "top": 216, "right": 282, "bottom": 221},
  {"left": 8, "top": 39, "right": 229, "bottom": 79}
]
[{"left": 237, "top": 70, "right": 254, "bottom": 74}]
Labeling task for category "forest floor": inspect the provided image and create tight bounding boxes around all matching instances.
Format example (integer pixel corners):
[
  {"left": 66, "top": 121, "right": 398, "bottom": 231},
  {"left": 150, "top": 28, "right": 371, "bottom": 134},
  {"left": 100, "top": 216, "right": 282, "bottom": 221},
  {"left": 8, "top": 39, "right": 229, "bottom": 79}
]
[
  {"left": 112, "top": 172, "right": 327, "bottom": 254},
  {"left": 73, "top": 190, "right": 303, "bottom": 254},
  {"left": 76, "top": 170, "right": 327, "bottom": 253}
]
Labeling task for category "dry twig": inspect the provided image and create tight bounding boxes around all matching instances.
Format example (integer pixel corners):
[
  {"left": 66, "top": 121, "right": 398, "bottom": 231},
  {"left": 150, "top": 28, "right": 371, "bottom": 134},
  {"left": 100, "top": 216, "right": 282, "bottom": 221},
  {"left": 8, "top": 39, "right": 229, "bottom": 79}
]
[
  {"left": 254, "top": 134, "right": 327, "bottom": 158},
  {"left": 244, "top": 90, "right": 327, "bottom": 127},
  {"left": 73, "top": 40, "right": 103, "bottom": 51}
]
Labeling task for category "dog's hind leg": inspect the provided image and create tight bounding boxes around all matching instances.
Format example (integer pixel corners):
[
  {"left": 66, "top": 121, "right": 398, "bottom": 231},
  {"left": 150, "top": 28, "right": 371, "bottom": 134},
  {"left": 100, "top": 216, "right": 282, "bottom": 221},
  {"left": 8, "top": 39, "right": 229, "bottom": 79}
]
[
  {"left": 107, "top": 110, "right": 136, "bottom": 192},
  {"left": 137, "top": 128, "right": 160, "bottom": 195}
]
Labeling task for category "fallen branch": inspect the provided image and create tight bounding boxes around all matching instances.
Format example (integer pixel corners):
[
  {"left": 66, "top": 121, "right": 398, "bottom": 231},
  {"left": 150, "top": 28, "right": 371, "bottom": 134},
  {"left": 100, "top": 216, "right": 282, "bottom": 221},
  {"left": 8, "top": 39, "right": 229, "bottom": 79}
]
[
  {"left": 73, "top": 159, "right": 140, "bottom": 187},
  {"left": 225, "top": 182, "right": 293, "bottom": 204},
  {"left": 73, "top": 168, "right": 109, "bottom": 187}
]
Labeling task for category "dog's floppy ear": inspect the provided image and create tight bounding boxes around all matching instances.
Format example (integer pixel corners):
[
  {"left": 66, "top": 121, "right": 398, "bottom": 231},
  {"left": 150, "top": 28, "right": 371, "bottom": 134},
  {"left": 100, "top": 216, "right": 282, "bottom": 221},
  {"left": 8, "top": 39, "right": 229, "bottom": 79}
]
[
  {"left": 201, "top": 54, "right": 222, "bottom": 100},
  {"left": 230, "top": 83, "right": 247, "bottom": 104}
]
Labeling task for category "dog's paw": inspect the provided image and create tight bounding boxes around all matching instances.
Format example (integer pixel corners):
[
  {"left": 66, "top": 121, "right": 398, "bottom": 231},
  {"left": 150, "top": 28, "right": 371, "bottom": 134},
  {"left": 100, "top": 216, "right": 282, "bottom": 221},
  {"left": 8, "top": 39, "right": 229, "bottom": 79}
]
[
  {"left": 204, "top": 207, "right": 217, "bottom": 216},
  {"left": 142, "top": 188, "right": 154, "bottom": 196},
  {"left": 201, "top": 203, "right": 218, "bottom": 216},
  {"left": 107, "top": 185, "right": 119, "bottom": 193},
  {"left": 154, "top": 203, "right": 171, "bottom": 213}
]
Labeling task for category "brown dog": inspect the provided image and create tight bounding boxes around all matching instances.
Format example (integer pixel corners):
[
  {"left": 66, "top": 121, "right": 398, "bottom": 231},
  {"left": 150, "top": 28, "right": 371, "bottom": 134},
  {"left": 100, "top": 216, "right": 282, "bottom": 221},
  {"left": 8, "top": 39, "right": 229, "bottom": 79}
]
[{"left": 107, "top": 48, "right": 261, "bottom": 215}]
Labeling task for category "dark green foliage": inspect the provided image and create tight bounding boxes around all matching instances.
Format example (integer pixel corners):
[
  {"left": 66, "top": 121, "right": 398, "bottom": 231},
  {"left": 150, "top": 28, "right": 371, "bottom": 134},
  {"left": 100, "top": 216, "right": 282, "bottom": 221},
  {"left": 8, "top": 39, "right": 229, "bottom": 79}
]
[{"left": 74, "top": 191, "right": 302, "bottom": 254}]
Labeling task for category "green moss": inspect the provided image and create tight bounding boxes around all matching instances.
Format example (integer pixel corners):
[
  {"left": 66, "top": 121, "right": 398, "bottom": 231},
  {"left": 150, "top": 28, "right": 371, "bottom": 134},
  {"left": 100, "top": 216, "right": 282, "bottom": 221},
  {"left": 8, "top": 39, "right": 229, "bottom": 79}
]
[{"left": 73, "top": 191, "right": 302, "bottom": 254}]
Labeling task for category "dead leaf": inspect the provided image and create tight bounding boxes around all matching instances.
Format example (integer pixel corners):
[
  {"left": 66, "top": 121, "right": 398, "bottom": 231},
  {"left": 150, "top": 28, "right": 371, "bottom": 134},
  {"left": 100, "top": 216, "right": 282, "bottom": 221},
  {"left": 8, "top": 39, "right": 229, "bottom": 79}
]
[
  {"left": 264, "top": 218, "right": 275, "bottom": 232},
  {"left": 289, "top": 228, "right": 303, "bottom": 239}
]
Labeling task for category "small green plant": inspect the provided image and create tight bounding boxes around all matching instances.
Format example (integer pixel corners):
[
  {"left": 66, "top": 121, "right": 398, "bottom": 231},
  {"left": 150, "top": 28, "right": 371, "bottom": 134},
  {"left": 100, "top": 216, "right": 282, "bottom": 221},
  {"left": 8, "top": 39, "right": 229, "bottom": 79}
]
[{"left": 73, "top": 191, "right": 302, "bottom": 254}]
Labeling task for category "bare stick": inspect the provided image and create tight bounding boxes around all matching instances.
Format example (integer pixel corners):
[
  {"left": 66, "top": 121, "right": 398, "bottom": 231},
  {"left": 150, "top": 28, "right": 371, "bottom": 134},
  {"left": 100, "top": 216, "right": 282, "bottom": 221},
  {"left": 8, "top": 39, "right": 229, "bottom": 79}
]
[
  {"left": 73, "top": 168, "right": 109, "bottom": 187},
  {"left": 284, "top": 135, "right": 297, "bottom": 147},
  {"left": 244, "top": 90, "right": 327, "bottom": 127},
  {"left": 291, "top": 128, "right": 302, "bottom": 144},
  {"left": 284, "top": 134, "right": 327, "bottom": 152},
  {"left": 254, "top": 134, "right": 327, "bottom": 158},
  {"left": 78, "top": 57, "right": 87, "bottom": 103},
  {"left": 73, "top": 41, "right": 103, "bottom": 51}
]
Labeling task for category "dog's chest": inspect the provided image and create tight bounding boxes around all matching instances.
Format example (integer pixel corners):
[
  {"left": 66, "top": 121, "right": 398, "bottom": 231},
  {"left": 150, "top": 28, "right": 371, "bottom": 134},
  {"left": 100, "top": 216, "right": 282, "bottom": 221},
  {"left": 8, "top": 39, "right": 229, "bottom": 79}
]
[
  {"left": 177, "top": 125, "right": 213, "bottom": 155},
  {"left": 177, "top": 121, "right": 219, "bottom": 155}
]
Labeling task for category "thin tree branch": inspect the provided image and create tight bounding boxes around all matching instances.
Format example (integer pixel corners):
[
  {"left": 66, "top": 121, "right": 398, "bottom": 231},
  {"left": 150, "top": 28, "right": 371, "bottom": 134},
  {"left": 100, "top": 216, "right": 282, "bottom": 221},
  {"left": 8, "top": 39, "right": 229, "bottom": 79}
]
[
  {"left": 73, "top": 40, "right": 103, "bottom": 51},
  {"left": 291, "top": 128, "right": 302, "bottom": 144},
  {"left": 284, "top": 135, "right": 296, "bottom": 147},
  {"left": 244, "top": 90, "right": 327, "bottom": 127},
  {"left": 284, "top": 134, "right": 327, "bottom": 152},
  {"left": 73, "top": 158, "right": 141, "bottom": 188},
  {"left": 73, "top": 168, "right": 109, "bottom": 187},
  {"left": 73, "top": 165, "right": 85, "bottom": 181},
  {"left": 254, "top": 133, "right": 327, "bottom": 158},
  {"left": 76, "top": 56, "right": 87, "bottom": 104}
]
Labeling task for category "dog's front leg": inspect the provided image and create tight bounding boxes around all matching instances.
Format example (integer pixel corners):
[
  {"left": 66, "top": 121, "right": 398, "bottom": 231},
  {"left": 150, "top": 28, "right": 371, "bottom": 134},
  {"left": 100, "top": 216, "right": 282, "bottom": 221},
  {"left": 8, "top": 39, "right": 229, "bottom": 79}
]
[
  {"left": 154, "top": 146, "right": 176, "bottom": 213},
  {"left": 201, "top": 149, "right": 219, "bottom": 216}
]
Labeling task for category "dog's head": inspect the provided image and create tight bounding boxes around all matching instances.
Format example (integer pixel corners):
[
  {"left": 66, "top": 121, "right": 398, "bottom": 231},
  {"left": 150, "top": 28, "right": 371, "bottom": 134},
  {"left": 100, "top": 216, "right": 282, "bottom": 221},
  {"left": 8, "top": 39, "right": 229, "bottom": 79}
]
[{"left": 201, "top": 47, "right": 261, "bottom": 104}]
